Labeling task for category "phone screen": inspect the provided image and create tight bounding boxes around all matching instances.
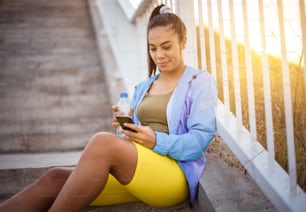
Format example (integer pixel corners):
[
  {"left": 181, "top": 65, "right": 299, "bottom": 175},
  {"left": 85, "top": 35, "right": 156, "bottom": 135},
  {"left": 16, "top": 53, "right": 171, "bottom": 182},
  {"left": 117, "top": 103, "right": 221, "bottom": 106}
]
[{"left": 116, "top": 115, "right": 137, "bottom": 132}]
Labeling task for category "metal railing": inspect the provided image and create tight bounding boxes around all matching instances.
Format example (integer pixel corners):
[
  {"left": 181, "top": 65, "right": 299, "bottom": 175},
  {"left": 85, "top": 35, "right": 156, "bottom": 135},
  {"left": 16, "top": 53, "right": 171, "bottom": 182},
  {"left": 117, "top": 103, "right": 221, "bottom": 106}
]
[
  {"left": 96, "top": 0, "right": 306, "bottom": 211},
  {"left": 195, "top": 1, "right": 306, "bottom": 211}
]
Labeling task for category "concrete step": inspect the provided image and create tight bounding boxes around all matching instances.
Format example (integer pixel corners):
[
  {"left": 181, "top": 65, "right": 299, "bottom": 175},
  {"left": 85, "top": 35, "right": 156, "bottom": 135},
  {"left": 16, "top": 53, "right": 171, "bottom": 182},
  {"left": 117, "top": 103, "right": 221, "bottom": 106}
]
[
  {"left": 0, "top": 131, "right": 115, "bottom": 153},
  {"left": 0, "top": 37, "right": 95, "bottom": 51},
  {"left": 0, "top": 95, "right": 111, "bottom": 121},
  {"left": 0, "top": 66, "right": 102, "bottom": 83},
  {"left": 0, "top": 15, "right": 89, "bottom": 27},
  {"left": 0, "top": 40, "right": 96, "bottom": 56},
  {"left": 0, "top": 28, "right": 93, "bottom": 40},
  {"left": 0, "top": 66, "right": 101, "bottom": 80},
  {"left": 0, "top": 2, "right": 88, "bottom": 24},
  {"left": 0, "top": 117, "right": 111, "bottom": 136},
  {"left": 0, "top": 9, "right": 90, "bottom": 24},
  {"left": 0, "top": 72, "right": 106, "bottom": 97},
  {"left": 0, "top": 0, "right": 87, "bottom": 7},
  {"left": 0, "top": 151, "right": 82, "bottom": 197},
  {"left": 1, "top": 53, "right": 100, "bottom": 67}
]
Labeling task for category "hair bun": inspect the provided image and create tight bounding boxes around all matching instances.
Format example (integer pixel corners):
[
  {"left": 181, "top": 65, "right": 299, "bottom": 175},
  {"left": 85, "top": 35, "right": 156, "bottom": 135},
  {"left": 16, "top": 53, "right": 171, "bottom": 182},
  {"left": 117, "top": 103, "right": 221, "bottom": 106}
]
[{"left": 159, "top": 5, "right": 172, "bottom": 14}]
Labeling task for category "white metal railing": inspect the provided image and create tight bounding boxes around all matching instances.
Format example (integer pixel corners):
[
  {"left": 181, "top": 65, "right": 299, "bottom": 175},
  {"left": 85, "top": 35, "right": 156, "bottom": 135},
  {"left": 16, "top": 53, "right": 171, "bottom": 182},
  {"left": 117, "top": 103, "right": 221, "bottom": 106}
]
[
  {"left": 93, "top": 0, "right": 306, "bottom": 211},
  {"left": 195, "top": 1, "right": 305, "bottom": 211}
]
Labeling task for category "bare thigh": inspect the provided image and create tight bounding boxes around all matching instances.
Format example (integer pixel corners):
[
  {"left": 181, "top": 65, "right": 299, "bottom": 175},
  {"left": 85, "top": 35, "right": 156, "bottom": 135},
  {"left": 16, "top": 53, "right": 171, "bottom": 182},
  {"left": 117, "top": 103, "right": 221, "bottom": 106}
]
[{"left": 81, "top": 132, "right": 138, "bottom": 185}]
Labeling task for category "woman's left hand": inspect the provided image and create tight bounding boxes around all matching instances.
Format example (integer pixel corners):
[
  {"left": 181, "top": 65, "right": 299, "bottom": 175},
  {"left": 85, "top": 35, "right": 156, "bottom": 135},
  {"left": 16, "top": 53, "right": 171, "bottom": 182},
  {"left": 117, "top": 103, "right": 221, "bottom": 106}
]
[{"left": 122, "top": 124, "right": 156, "bottom": 149}]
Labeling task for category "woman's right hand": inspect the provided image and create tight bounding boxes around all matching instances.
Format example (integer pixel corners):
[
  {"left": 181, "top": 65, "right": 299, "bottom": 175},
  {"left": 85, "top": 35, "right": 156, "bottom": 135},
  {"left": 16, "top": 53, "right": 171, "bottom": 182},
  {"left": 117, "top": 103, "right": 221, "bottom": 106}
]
[{"left": 111, "top": 105, "right": 134, "bottom": 129}]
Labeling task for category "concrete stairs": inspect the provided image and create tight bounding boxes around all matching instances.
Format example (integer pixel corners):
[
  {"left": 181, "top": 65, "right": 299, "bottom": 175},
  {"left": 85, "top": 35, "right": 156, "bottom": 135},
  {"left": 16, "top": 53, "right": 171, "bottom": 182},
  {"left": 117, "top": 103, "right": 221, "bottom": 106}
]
[{"left": 0, "top": 0, "right": 113, "bottom": 153}]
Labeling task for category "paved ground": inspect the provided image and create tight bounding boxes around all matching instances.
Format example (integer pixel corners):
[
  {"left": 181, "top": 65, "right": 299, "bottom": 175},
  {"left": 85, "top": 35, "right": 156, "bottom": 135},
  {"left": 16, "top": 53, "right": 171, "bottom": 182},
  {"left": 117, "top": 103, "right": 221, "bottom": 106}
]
[{"left": 198, "top": 136, "right": 276, "bottom": 212}]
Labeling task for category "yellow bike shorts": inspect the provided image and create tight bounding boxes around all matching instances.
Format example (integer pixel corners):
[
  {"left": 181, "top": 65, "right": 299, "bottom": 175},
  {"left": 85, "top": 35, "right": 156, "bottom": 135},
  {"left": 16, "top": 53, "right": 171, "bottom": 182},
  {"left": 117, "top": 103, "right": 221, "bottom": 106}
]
[{"left": 90, "top": 142, "right": 188, "bottom": 207}]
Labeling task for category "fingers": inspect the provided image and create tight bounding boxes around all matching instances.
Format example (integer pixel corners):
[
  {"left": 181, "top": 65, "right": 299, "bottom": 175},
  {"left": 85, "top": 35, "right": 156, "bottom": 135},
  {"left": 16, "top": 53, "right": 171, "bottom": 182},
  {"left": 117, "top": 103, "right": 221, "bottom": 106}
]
[
  {"left": 129, "top": 107, "right": 134, "bottom": 116},
  {"left": 112, "top": 105, "right": 119, "bottom": 112},
  {"left": 122, "top": 130, "right": 143, "bottom": 145},
  {"left": 123, "top": 123, "right": 138, "bottom": 134},
  {"left": 112, "top": 105, "right": 131, "bottom": 128},
  {"left": 112, "top": 106, "right": 125, "bottom": 116},
  {"left": 112, "top": 105, "right": 120, "bottom": 128},
  {"left": 113, "top": 105, "right": 134, "bottom": 116},
  {"left": 121, "top": 125, "right": 139, "bottom": 142},
  {"left": 112, "top": 119, "right": 120, "bottom": 128},
  {"left": 122, "top": 124, "right": 156, "bottom": 149}
]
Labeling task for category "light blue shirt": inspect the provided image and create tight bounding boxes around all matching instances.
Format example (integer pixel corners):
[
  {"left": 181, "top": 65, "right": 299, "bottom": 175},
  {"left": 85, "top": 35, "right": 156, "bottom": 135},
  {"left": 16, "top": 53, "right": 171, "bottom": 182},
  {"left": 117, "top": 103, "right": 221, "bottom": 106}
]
[{"left": 131, "top": 66, "right": 217, "bottom": 203}]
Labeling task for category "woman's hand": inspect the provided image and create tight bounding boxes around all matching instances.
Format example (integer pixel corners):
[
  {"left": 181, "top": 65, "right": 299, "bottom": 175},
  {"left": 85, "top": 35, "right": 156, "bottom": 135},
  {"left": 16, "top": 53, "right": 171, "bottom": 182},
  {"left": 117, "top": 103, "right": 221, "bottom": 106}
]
[
  {"left": 122, "top": 124, "right": 156, "bottom": 149},
  {"left": 111, "top": 105, "right": 134, "bottom": 129}
]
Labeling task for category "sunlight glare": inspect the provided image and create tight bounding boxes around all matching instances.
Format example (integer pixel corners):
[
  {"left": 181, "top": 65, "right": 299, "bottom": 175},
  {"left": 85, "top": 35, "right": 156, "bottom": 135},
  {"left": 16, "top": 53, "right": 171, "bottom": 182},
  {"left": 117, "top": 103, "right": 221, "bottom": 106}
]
[{"left": 195, "top": 0, "right": 302, "bottom": 64}]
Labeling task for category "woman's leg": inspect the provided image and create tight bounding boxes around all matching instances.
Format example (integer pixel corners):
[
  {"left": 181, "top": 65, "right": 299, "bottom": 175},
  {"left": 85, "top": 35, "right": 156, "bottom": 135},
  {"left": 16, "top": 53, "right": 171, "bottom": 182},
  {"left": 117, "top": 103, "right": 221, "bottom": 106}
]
[
  {"left": 48, "top": 132, "right": 137, "bottom": 211},
  {"left": 124, "top": 142, "right": 188, "bottom": 207},
  {"left": 0, "top": 167, "right": 73, "bottom": 212}
]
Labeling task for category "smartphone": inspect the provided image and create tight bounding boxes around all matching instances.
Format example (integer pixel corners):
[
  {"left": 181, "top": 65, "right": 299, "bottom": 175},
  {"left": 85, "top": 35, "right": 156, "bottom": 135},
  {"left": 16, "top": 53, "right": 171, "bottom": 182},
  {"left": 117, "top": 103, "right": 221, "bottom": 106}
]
[{"left": 116, "top": 115, "right": 137, "bottom": 132}]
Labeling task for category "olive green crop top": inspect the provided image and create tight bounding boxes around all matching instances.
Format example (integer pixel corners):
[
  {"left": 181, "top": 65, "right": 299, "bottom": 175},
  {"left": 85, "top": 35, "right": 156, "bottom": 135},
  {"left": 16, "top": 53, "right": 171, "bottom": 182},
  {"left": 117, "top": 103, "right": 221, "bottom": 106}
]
[{"left": 137, "top": 91, "right": 173, "bottom": 133}]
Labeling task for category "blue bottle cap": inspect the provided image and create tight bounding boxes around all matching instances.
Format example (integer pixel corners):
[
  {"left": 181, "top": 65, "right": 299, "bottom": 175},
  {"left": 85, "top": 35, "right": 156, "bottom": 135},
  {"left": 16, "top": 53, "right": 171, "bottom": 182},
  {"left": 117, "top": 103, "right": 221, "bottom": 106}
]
[{"left": 120, "top": 92, "right": 128, "bottom": 98}]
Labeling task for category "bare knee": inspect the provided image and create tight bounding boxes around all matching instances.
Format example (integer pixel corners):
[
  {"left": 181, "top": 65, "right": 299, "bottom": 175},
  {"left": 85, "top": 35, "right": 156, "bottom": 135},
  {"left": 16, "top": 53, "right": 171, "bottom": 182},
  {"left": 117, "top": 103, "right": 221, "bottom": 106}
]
[
  {"left": 38, "top": 167, "right": 72, "bottom": 186},
  {"left": 85, "top": 132, "right": 120, "bottom": 157},
  {"left": 90, "top": 132, "right": 118, "bottom": 144}
]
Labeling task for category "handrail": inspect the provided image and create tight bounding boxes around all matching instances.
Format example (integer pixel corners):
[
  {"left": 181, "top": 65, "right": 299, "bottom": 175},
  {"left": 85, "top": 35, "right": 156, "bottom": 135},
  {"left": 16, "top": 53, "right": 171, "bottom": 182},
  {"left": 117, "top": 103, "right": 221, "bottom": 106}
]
[{"left": 117, "top": 0, "right": 153, "bottom": 24}]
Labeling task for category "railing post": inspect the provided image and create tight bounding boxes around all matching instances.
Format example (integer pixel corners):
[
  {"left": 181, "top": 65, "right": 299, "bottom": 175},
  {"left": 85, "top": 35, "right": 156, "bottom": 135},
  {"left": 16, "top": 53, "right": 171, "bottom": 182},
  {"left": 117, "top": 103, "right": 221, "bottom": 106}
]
[
  {"left": 228, "top": 0, "right": 243, "bottom": 131},
  {"left": 175, "top": 0, "right": 198, "bottom": 68},
  {"left": 135, "top": 15, "right": 148, "bottom": 84},
  {"left": 299, "top": 0, "right": 306, "bottom": 95},
  {"left": 206, "top": 0, "right": 217, "bottom": 80},
  {"left": 196, "top": 0, "right": 207, "bottom": 70},
  {"left": 242, "top": 0, "right": 257, "bottom": 146},
  {"left": 276, "top": 0, "right": 297, "bottom": 196},
  {"left": 258, "top": 0, "right": 275, "bottom": 169},
  {"left": 217, "top": 0, "right": 230, "bottom": 111}
]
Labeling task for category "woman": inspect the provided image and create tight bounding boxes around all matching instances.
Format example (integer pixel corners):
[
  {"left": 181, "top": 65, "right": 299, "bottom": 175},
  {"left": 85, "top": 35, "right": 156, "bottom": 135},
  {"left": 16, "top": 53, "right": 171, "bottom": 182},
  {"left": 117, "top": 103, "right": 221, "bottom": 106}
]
[{"left": 0, "top": 4, "right": 217, "bottom": 211}]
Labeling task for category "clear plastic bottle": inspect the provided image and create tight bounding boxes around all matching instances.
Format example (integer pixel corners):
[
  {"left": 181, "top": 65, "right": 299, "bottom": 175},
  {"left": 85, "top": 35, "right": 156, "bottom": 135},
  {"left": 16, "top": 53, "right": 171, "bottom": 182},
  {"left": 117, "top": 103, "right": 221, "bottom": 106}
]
[{"left": 116, "top": 92, "right": 130, "bottom": 137}]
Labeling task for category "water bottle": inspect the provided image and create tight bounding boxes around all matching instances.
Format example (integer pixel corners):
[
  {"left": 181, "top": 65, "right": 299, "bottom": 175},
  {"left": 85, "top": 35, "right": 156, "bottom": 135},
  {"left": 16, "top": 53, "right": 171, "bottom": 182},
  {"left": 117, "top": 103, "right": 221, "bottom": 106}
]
[{"left": 117, "top": 92, "right": 130, "bottom": 137}]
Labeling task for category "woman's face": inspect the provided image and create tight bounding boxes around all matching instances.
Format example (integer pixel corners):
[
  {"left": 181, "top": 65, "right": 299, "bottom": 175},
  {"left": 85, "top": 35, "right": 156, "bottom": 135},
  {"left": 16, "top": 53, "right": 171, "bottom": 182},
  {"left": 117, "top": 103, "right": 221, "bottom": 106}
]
[{"left": 148, "top": 26, "right": 186, "bottom": 73}]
